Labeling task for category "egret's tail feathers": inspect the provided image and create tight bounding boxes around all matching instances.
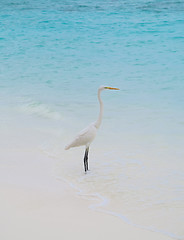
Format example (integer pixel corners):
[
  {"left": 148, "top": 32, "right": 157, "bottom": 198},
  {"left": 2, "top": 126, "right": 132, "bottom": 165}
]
[{"left": 65, "top": 144, "right": 70, "bottom": 150}]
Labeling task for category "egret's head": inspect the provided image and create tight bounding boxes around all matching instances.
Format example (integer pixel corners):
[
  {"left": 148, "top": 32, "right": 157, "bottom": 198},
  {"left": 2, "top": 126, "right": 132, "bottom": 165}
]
[{"left": 99, "top": 86, "right": 120, "bottom": 91}]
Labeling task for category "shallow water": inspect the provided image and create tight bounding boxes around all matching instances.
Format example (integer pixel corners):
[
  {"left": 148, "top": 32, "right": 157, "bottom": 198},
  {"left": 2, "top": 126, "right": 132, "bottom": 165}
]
[{"left": 0, "top": 0, "right": 184, "bottom": 239}]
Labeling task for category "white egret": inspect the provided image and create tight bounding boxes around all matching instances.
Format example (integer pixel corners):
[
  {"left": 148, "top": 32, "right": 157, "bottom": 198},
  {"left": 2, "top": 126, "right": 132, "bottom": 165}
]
[{"left": 65, "top": 86, "right": 119, "bottom": 172}]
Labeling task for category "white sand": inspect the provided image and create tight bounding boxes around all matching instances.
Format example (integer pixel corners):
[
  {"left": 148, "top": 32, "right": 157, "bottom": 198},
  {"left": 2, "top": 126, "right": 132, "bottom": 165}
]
[{"left": 0, "top": 148, "right": 173, "bottom": 240}]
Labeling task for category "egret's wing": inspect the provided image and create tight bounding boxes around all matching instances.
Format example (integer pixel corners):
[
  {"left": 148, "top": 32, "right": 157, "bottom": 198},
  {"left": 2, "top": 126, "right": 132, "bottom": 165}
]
[{"left": 65, "top": 124, "right": 96, "bottom": 150}]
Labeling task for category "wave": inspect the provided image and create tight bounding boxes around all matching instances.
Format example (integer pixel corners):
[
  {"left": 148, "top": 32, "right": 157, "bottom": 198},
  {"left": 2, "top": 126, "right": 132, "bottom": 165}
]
[{"left": 18, "top": 99, "right": 62, "bottom": 120}]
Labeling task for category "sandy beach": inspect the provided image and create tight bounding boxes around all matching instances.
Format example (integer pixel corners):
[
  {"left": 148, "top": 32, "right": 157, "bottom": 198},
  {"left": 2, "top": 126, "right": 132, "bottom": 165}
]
[{"left": 0, "top": 148, "right": 173, "bottom": 240}]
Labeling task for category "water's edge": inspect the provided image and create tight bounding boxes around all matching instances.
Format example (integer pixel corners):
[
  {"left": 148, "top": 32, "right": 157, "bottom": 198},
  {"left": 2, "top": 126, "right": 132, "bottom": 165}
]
[{"left": 56, "top": 176, "right": 183, "bottom": 240}]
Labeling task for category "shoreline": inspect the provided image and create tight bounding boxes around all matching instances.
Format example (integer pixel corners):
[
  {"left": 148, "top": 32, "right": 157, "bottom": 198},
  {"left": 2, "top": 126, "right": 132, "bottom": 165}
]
[
  {"left": 0, "top": 148, "right": 174, "bottom": 240},
  {"left": 0, "top": 181, "right": 173, "bottom": 240},
  {"left": 57, "top": 177, "right": 182, "bottom": 240}
]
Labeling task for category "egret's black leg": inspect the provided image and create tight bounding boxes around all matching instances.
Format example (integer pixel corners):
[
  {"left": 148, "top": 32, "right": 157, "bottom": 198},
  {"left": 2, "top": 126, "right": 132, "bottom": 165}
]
[
  {"left": 83, "top": 147, "right": 89, "bottom": 173},
  {"left": 86, "top": 147, "right": 89, "bottom": 171},
  {"left": 84, "top": 149, "right": 87, "bottom": 172}
]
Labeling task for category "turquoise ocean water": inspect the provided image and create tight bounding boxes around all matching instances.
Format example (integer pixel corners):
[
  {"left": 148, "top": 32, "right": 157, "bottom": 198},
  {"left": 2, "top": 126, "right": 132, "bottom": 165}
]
[{"left": 1, "top": 0, "right": 184, "bottom": 239}]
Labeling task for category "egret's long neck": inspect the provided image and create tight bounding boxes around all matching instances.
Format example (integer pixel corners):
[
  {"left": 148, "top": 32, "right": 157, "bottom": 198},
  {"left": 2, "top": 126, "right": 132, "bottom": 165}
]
[{"left": 95, "top": 89, "right": 104, "bottom": 129}]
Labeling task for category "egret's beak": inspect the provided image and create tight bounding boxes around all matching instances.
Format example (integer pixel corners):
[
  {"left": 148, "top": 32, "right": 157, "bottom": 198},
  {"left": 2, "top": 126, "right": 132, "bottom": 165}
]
[{"left": 105, "top": 87, "right": 120, "bottom": 90}]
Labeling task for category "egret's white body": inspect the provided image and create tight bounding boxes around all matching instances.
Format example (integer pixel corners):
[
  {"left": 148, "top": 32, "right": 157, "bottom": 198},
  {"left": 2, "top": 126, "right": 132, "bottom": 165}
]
[
  {"left": 65, "top": 123, "right": 97, "bottom": 150},
  {"left": 65, "top": 86, "right": 119, "bottom": 172}
]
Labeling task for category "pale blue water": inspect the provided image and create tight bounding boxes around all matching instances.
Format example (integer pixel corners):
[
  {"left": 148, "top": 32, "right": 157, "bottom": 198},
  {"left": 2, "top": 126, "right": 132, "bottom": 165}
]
[{"left": 0, "top": 0, "right": 184, "bottom": 239}]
